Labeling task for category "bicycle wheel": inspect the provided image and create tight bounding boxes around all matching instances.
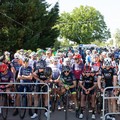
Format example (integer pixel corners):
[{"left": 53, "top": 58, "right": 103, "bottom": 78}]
[
  {"left": 19, "top": 95, "right": 27, "bottom": 119},
  {"left": 63, "top": 91, "right": 69, "bottom": 120},
  {"left": 96, "top": 95, "right": 102, "bottom": 114},
  {"left": 38, "top": 94, "right": 43, "bottom": 120},
  {"left": 85, "top": 95, "right": 89, "bottom": 120},
  {"left": 1, "top": 94, "right": 8, "bottom": 120}
]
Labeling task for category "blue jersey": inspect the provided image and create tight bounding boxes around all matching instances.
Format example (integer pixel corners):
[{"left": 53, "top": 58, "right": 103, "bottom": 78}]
[
  {"left": 0, "top": 70, "right": 14, "bottom": 83},
  {"left": 11, "top": 59, "right": 21, "bottom": 71},
  {"left": 18, "top": 66, "right": 32, "bottom": 82}
]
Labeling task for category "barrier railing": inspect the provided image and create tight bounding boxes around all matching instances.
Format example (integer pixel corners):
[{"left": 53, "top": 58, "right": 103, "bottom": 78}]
[
  {"left": 0, "top": 82, "right": 50, "bottom": 120},
  {"left": 103, "top": 86, "right": 120, "bottom": 120}
]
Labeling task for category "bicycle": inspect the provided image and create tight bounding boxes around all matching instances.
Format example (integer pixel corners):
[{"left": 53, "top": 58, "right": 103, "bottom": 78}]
[
  {"left": 96, "top": 89, "right": 103, "bottom": 114},
  {"left": 0, "top": 85, "right": 9, "bottom": 120},
  {"left": 50, "top": 81, "right": 58, "bottom": 112},
  {"left": 61, "top": 88, "right": 71, "bottom": 120},
  {"left": 19, "top": 85, "right": 27, "bottom": 119},
  {"left": 85, "top": 92, "right": 91, "bottom": 120},
  {"left": 76, "top": 86, "right": 81, "bottom": 118}
]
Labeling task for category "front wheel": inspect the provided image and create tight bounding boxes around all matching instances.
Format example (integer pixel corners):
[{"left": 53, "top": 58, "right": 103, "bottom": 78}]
[
  {"left": 1, "top": 94, "right": 8, "bottom": 120},
  {"left": 19, "top": 95, "right": 27, "bottom": 119}
]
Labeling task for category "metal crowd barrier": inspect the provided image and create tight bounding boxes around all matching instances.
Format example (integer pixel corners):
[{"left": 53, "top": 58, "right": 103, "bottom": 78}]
[
  {"left": 0, "top": 82, "right": 50, "bottom": 120},
  {"left": 103, "top": 86, "right": 120, "bottom": 120}
]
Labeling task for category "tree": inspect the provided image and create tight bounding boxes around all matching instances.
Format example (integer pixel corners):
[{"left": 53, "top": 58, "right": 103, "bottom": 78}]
[
  {"left": 113, "top": 28, "right": 120, "bottom": 47},
  {"left": 55, "top": 5, "right": 111, "bottom": 44},
  {"left": 0, "top": 0, "right": 59, "bottom": 52}
]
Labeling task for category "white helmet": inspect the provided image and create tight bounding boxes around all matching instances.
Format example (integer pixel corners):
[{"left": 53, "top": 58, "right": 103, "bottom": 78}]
[
  {"left": 103, "top": 57, "right": 112, "bottom": 67},
  {"left": 14, "top": 53, "right": 20, "bottom": 59},
  {"left": 64, "top": 58, "right": 70, "bottom": 63},
  {"left": 29, "top": 52, "right": 36, "bottom": 57},
  {"left": 52, "top": 56, "right": 58, "bottom": 62}
]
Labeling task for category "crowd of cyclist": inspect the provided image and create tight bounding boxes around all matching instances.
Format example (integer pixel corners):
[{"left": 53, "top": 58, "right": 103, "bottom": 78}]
[{"left": 0, "top": 46, "right": 120, "bottom": 120}]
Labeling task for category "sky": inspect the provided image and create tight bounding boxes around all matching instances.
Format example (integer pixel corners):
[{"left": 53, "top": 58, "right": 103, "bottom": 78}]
[{"left": 46, "top": 0, "right": 120, "bottom": 36}]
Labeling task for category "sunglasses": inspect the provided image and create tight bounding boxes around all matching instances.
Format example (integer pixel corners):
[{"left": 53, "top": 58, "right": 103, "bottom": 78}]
[
  {"left": 64, "top": 71, "right": 69, "bottom": 73},
  {"left": 85, "top": 72, "right": 90, "bottom": 73},
  {"left": 75, "top": 58, "right": 78, "bottom": 60}
]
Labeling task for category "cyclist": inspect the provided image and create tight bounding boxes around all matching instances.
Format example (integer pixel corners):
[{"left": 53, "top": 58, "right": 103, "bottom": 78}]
[
  {"left": 11, "top": 52, "right": 22, "bottom": 81},
  {"left": 0, "top": 63, "right": 14, "bottom": 112},
  {"left": 45, "top": 50, "right": 52, "bottom": 67},
  {"left": 79, "top": 64, "right": 97, "bottom": 119},
  {"left": 32, "top": 63, "right": 51, "bottom": 118},
  {"left": 13, "top": 57, "right": 33, "bottom": 117},
  {"left": 72, "top": 54, "right": 84, "bottom": 89},
  {"left": 0, "top": 63, "right": 14, "bottom": 90},
  {"left": 48, "top": 57, "right": 62, "bottom": 110},
  {"left": 28, "top": 52, "right": 37, "bottom": 69},
  {"left": 60, "top": 66, "right": 77, "bottom": 113},
  {"left": 85, "top": 50, "right": 92, "bottom": 66},
  {"left": 97, "top": 57, "right": 117, "bottom": 120}
]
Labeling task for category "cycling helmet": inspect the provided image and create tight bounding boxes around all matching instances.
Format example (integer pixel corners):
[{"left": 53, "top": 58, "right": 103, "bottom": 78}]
[
  {"left": 23, "top": 57, "right": 29, "bottom": 62},
  {"left": 14, "top": 53, "right": 20, "bottom": 59},
  {"left": 83, "top": 64, "right": 91, "bottom": 73},
  {"left": 36, "top": 61, "right": 46, "bottom": 69},
  {"left": 29, "top": 52, "right": 36, "bottom": 57},
  {"left": 0, "top": 55, "right": 5, "bottom": 62},
  {"left": 73, "top": 54, "right": 81, "bottom": 59},
  {"left": 107, "top": 52, "right": 114, "bottom": 58},
  {"left": 52, "top": 56, "right": 58, "bottom": 62},
  {"left": 86, "top": 50, "right": 91, "bottom": 54},
  {"left": 44, "top": 67, "right": 52, "bottom": 78},
  {"left": 4, "top": 51, "right": 10, "bottom": 55},
  {"left": 64, "top": 58, "right": 70, "bottom": 63},
  {"left": 67, "top": 52, "right": 73, "bottom": 57},
  {"left": 103, "top": 57, "right": 112, "bottom": 67},
  {"left": 0, "top": 63, "right": 8, "bottom": 72},
  {"left": 62, "top": 65, "right": 70, "bottom": 72}
]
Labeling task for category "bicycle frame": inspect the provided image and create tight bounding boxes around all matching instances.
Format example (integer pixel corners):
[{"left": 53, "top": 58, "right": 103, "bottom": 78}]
[{"left": 0, "top": 82, "right": 50, "bottom": 120}]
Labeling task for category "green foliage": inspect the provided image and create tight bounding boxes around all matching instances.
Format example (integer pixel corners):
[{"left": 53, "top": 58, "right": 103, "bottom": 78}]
[
  {"left": 0, "top": 0, "right": 59, "bottom": 51},
  {"left": 53, "top": 40, "right": 61, "bottom": 50},
  {"left": 55, "top": 5, "right": 111, "bottom": 44},
  {"left": 91, "top": 40, "right": 106, "bottom": 47},
  {"left": 59, "top": 38, "right": 76, "bottom": 48},
  {"left": 113, "top": 28, "right": 120, "bottom": 47}
]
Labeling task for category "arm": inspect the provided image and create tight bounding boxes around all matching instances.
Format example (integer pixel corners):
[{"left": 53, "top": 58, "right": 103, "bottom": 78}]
[
  {"left": 21, "top": 74, "right": 32, "bottom": 80},
  {"left": 32, "top": 72, "right": 44, "bottom": 83},
  {"left": 69, "top": 80, "right": 76, "bottom": 89},
  {"left": 88, "top": 82, "right": 97, "bottom": 91},
  {"left": 79, "top": 81, "right": 87, "bottom": 92}
]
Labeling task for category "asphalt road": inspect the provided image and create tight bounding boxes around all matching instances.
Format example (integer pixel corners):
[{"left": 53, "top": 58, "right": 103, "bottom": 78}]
[
  {"left": 0, "top": 108, "right": 120, "bottom": 120},
  {"left": 0, "top": 108, "right": 104, "bottom": 120}
]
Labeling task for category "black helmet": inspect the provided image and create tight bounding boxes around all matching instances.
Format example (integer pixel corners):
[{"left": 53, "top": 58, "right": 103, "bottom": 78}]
[
  {"left": 62, "top": 65, "right": 70, "bottom": 72},
  {"left": 44, "top": 67, "right": 52, "bottom": 78},
  {"left": 36, "top": 61, "right": 46, "bottom": 69},
  {"left": 23, "top": 57, "right": 29, "bottom": 62},
  {"left": 83, "top": 64, "right": 91, "bottom": 72}
]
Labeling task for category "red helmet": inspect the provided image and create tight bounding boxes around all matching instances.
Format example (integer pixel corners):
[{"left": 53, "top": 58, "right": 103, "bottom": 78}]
[
  {"left": 73, "top": 54, "right": 81, "bottom": 59},
  {"left": 83, "top": 64, "right": 91, "bottom": 73},
  {"left": 0, "top": 63, "right": 8, "bottom": 72}
]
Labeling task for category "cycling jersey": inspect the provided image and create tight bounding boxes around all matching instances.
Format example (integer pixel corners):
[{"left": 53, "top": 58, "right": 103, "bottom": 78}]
[
  {"left": 98, "top": 67, "right": 117, "bottom": 87},
  {"left": 0, "top": 70, "right": 14, "bottom": 83},
  {"left": 11, "top": 59, "right": 21, "bottom": 72},
  {"left": 49, "top": 64, "right": 61, "bottom": 80},
  {"left": 80, "top": 75, "right": 97, "bottom": 89},
  {"left": 60, "top": 72, "right": 76, "bottom": 86},
  {"left": 91, "top": 62, "right": 101, "bottom": 73},
  {"left": 35, "top": 70, "right": 47, "bottom": 81},
  {"left": 72, "top": 63, "right": 84, "bottom": 79},
  {"left": 18, "top": 66, "right": 32, "bottom": 82}
]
